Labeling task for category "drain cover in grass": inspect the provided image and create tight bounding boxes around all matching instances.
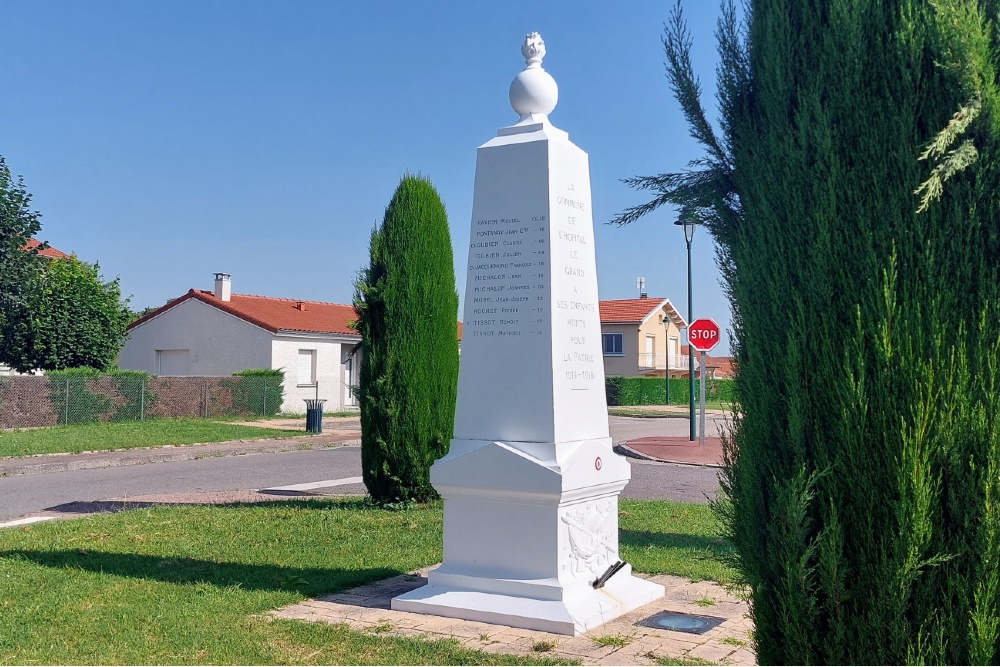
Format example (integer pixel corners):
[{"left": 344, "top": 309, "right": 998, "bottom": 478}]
[{"left": 640, "top": 610, "right": 726, "bottom": 634}]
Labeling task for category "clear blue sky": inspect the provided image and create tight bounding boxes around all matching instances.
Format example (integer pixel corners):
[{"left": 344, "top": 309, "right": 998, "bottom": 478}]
[{"left": 2, "top": 1, "right": 732, "bottom": 353}]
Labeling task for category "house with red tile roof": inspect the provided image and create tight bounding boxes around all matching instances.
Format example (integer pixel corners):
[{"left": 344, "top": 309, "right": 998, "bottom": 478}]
[
  {"left": 24, "top": 238, "right": 71, "bottom": 260},
  {"left": 598, "top": 296, "right": 689, "bottom": 378},
  {"left": 120, "top": 273, "right": 463, "bottom": 413},
  {"left": 119, "top": 275, "right": 355, "bottom": 412}
]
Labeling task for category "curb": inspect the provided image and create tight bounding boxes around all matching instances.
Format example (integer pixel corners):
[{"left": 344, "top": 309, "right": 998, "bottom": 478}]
[
  {"left": 0, "top": 435, "right": 360, "bottom": 477},
  {"left": 613, "top": 442, "right": 723, "bottom": 469}
]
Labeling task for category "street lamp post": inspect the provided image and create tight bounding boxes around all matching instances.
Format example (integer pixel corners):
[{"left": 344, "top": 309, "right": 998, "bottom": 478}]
[
  {"left": 661, "top": 315, "right": 671, "bottom": 406},
  {"left": 675, "top": 211, "right": 700, "bottom": 441}
]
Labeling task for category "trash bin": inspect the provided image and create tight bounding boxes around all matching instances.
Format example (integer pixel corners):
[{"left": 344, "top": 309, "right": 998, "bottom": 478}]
[{"left": 304, "top": 399, "right": 326, "bottom": 434}]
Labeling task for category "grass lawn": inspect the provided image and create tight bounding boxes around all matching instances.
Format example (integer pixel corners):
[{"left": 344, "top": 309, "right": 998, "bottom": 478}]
[
  {"left": 609, "top": 402, "right": 733, "bottom": 417},
  {"left": 620, "top": 500, "right": 735, "bottom": 583},
  {"left": 0, "top": 419, "right": 306, "bottom": 458},
  {"left": 0, "top": 498, "right": 733, "bottom": 665},
  {"left": 608, "top": 408, "right": 695, "bottom": 418},
  {"left": 213, "top": 411, "right": 359, "bottom": 421},
  {"left": 277, "top": 411, "right": 360, "bottom": 419}
]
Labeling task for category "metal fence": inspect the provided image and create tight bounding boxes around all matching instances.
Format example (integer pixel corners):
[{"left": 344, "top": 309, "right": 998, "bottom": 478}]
[{"left": 0, "top": 375, "right": 284, "bottom": 429}]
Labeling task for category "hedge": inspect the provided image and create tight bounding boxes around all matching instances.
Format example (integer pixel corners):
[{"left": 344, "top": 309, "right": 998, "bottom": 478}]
[{"left": 605, "top": 376, "right": 735, "bottom": 406}]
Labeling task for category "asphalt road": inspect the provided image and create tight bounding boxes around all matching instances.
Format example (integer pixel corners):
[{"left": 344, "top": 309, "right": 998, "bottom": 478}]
[{"left": 0, "top": 416, "right": 723, "bottom": 522}]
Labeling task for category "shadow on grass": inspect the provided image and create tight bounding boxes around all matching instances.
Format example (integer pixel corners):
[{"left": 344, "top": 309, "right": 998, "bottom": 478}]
[
  {"left": 0, "top": 548, "right": 407, "bottom": 598},
  {"left": 45, "top": 500, "right": 167, "bottom": 514},
  {"left": 43, "top": 497, "right": 431, "bottom": 516},
  {"left": 620, "top": 529, "right": 734, "bottom": 555},
  {"left": 43, "top": 498, "right": 351, "bottom": 515}
]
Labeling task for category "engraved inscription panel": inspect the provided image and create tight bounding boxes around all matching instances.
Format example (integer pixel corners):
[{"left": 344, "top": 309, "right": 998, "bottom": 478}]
[
  {"left": 454, "top": 138, "right": 608, "bottom": 444},
  {"left": 466, "top": 215, "right": 548, "bottom": 339},
  {"left": 550, "top": 177, "right": 602, "bottom": 390}
]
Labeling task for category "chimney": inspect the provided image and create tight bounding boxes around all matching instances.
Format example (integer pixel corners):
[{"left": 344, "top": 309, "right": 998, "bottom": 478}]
[
  {"left": 640, "top": 292, "right": 648, "bottom": 299},
  {"left": 295, "top": 301, "right": 307, "bottom": 311},
  {"left": 214, "top": 273, "right": 231, "bottom": 302}
]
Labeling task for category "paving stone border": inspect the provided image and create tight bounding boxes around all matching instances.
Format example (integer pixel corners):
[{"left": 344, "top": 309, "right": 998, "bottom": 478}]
[{"left": 274, "top": 567, "right": 757, "bottom": 666}]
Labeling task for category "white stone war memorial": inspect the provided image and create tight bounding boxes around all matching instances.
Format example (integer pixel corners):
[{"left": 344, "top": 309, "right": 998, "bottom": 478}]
[{"left": 392, "top": 33, "right": 664, "bottom": 635}]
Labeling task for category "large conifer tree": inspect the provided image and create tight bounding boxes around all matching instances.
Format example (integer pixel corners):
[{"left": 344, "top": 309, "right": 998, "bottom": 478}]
[
  {"left": 0, "top": 156, "right": 44, "bottom": 368},
  {"left": 354, "top": 175, "right": 459, "bottom": 503},
  {"left": 615, "top": 1, "right": 1000, "bottom": 662}
]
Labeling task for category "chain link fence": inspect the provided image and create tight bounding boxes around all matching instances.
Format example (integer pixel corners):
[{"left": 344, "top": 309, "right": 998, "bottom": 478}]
[{"left": 0, "top": 374, "right": 284, "bottom": 429}]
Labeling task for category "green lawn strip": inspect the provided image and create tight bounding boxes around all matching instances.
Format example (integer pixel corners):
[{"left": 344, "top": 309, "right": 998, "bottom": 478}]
[
  {"left": 609, "top": 402, "right": 732, "bottom": 417},
  {"left": 211, "top": 411, "right": 359, "bottom": 422},
  {"left": 620, "top": 499, "right": 736, "bottom": 584},
  {"left": 0, "top": 498, "right": 729, "bottom": 664},
  {"left": 609, "top": 408, "right": 692, "bottom": 418},
  {"left": 0, "top": 419, "right": 306, "bottom": 458}
]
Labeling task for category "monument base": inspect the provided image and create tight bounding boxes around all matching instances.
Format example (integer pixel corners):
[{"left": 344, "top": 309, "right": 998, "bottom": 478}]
[
  {"left": 391, "top": 438, "right": 665, "bottom": 635},
  {"left": 392, "top": 562, "right": 664, "bottom": 636}
]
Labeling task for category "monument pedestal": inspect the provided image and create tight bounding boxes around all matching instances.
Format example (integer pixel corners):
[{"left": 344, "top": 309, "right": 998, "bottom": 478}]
[
  {"left": 393, "top": 33, "right": 664, "bottom": 635},
  {"left": 392, "top": 438, "right": 664, "bottom": 635}
]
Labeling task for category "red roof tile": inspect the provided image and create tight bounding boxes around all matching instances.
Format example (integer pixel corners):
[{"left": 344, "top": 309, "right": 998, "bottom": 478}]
[
  {"left": 129, "top": 290, "right": 358, "bottom": 335},
  {"left": 681, "top": 344, "right": 735, "bottom": 378},
  {"left": 599, "top": 298, "right": 672, "bottom": 323},
  {"left": 713, "top": 356, "right": 736, "bottom": 378},
  {"left": 25, "top": 238, "right": 70, "bottom": 260},
  {"left": 130, "top": 289, "right": 465, "bottom": 341}
]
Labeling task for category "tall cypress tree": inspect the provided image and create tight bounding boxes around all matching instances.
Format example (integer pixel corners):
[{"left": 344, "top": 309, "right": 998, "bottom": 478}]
[
  {"left": 353, "top": 175, "right": 459, "bottom": 503},
  {"left": 615, "top": 1, "right": 1000, "bottom": 663}
]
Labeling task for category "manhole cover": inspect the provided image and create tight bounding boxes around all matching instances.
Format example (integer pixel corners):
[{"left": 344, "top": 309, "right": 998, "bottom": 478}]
[{"left": 640, "top": 610, "right": 726, "bottom": 635}]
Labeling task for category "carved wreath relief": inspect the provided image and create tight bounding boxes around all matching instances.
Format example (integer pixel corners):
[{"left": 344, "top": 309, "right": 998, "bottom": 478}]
[{"left": 559, "top": 498, "right": 619, "bottom": 577}]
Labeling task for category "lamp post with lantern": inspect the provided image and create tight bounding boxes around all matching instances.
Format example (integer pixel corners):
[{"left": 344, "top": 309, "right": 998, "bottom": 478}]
[
  {"left": 661, "top": 314, "right": 671, "bottom": 406},
  {"left": 675, "top": 209, "right": 701, "bottom": 441}
]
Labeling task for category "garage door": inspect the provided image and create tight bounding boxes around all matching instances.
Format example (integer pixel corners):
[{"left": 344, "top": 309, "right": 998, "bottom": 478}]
[{"left": 157, "top": 349, "right": 190, "bottom": 376}]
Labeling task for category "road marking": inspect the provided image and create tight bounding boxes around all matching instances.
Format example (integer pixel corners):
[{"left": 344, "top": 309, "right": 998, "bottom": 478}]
[
  {"left": 261, "top": 476, "right": 364, "bottom": 492},
  {"left": 0, "top": 516, "right": 57, "bottom": 529}
]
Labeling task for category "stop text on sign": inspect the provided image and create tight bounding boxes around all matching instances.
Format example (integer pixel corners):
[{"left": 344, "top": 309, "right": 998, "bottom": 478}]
[{"left": 687, "top": 318, "right": 721, "bottom": 353}]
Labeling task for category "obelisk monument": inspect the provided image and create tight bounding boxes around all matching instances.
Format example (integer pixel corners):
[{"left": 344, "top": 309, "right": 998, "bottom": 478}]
[{"left": 392, "top": 33, "right": 664, "bottom": 636}]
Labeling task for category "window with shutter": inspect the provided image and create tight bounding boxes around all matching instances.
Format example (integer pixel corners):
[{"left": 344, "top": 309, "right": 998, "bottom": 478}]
[{"left": 297, "top": 350, "right": 316, "bottom": 386}]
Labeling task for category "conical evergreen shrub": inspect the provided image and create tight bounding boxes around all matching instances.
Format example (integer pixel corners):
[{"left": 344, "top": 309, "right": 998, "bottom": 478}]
[
  {"left": 353, "top": 175, "right": 459, "bottom": 503},
  {"left": 616, "top": 1, "right": 1000, "bottom": 663}
]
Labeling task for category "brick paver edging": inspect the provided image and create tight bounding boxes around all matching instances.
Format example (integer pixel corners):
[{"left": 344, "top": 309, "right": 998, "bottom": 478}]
[{"left": 274, "top": 568, "right": 757, "bottom": 665}]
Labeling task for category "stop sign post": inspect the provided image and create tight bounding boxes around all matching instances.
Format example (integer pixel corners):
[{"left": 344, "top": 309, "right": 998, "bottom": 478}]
[{"left": 687, "top": 318, "right": 720, "bottom": 446}]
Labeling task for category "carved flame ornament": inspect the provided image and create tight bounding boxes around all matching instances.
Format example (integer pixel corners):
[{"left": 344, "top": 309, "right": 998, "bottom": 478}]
[{"left": 521, "top": 32, "right": 546, "bottom": 67}]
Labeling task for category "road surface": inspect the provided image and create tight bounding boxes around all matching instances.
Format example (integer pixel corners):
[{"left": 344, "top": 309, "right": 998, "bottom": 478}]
[{"left": 0, "top": 415, "right": 724, "bottom": 522}]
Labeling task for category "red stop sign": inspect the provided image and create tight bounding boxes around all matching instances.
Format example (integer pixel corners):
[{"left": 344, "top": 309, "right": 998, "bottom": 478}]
[{"left": 688, "top": 318, "right": 721, "bottom": 352}]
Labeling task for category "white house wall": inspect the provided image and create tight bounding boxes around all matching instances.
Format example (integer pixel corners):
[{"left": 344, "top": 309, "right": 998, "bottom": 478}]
[
  {"left": 118, "top": 299, "right": 273, "bottom": 375},
  {"left": 271, "top": 337, "right": 346, "bottom": 413}
]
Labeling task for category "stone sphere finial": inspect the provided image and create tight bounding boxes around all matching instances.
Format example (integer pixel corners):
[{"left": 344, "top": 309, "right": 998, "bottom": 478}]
[{"left": 509, "top": 32, "right": 558, "bottom": 120}]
